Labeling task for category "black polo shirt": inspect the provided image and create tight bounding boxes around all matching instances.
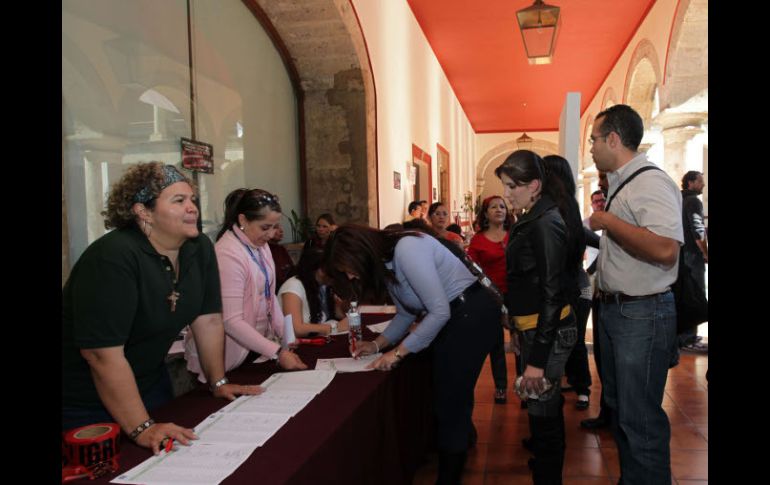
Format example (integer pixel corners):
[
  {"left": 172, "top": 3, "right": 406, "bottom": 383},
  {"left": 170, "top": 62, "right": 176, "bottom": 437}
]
[{"left": 62, "top": 225, "right": 221, "bottom": 408}]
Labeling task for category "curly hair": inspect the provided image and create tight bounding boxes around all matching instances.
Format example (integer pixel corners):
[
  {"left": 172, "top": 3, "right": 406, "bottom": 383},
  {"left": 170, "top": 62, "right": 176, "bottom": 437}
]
[
  {"left": 102, "top": 162, "right": 196, "bottom": 230},
  {"left": 473, "top": 195, "right": 513, "bottom": 232}
]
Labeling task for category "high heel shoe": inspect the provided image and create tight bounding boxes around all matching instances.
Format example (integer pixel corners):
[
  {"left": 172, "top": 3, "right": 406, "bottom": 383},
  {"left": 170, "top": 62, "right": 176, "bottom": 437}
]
[{"left": 494, "top": 388, "right": 507, "bottom": 404}]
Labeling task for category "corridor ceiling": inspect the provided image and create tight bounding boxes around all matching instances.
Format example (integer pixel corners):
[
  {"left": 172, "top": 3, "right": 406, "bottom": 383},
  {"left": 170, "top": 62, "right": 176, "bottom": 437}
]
[{"left": 406, "top": 0, "right": 657, "bottom": 133}]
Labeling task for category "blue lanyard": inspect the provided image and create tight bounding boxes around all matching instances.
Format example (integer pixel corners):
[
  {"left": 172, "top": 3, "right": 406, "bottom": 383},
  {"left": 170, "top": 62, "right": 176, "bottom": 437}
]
[{"left": 239, "top": 240, "right": 273, "bottom": 318}]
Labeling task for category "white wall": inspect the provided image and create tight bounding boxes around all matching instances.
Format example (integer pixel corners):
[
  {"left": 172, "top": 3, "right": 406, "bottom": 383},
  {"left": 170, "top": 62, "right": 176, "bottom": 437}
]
[{"left": 352, "top": 0, "right": 476, "bottom": 227}]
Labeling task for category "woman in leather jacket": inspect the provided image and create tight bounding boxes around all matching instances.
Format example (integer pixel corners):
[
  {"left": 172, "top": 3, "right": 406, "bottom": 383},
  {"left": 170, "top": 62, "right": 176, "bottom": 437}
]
[{"left": 495, "top": 150, "right": 585, "bottom": 485}]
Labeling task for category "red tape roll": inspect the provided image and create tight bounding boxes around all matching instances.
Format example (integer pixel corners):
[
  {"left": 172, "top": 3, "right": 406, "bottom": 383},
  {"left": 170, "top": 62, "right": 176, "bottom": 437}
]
[{"left": 62, "top": 423, "right": 121, "bottom": 482}]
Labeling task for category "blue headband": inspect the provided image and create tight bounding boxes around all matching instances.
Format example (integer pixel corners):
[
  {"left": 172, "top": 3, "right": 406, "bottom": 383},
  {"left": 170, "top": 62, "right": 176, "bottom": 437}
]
[{"left": 133, "top": 165, "right": 187, "bottom": 204}]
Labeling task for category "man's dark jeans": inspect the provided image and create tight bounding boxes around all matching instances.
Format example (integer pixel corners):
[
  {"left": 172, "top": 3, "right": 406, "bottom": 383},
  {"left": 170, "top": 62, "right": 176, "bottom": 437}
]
[
  {"left": 598, "top": 291, "right": 677, "bottom": 485},
  {"left": 565, "top": 297, "right": 592, "bottom": 396}
]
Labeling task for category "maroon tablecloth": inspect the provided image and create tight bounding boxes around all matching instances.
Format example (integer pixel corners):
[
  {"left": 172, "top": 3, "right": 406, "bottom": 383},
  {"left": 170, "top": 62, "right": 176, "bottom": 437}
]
[{"left": 75, "top": 314, "right": 435, "bottom": 484}]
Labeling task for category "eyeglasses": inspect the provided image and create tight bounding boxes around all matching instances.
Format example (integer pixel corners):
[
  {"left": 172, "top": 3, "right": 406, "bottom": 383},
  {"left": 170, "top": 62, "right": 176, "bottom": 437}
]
[{"left": 588, "top": 134, "right": 609, "bottom": 146}]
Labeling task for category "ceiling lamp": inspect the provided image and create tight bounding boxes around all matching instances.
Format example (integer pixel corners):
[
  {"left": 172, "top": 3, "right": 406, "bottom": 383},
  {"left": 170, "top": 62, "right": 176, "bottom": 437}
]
[
  {"left": 516, "top": 132, "right": 533, "bottom": 150},
  {"left": 516, "top": 0, "right": 561, "bottom": 65}
]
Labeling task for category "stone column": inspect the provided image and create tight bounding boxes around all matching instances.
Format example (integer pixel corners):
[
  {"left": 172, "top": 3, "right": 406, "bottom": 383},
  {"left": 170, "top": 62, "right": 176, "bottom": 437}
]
[
  {"left": 581, "top": 172, "right": 596, "bottom": 219},
  {"left": 654, "top": 111, "right": 707, "bottom": 184},
  {"left": 661, "top": 125, "right": 703, "bottom": 183}
]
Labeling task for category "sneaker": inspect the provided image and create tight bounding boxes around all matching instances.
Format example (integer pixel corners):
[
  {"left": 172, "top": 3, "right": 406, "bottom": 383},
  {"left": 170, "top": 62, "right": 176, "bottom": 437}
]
[
  {"left": 681, "top": 341, "right": 708, "bottom": 353},
  {"left": 575, "top": 395, "right": 589, "bottom": 410}
]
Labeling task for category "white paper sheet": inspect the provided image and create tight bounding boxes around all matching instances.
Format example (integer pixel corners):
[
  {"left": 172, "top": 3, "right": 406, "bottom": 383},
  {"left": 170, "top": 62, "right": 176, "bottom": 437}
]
[
  {"left": 259, "top": 369, "right": 336, "bottom": 394},
  {"left": 219, "top": 389, "right": 317, "bottom": 416},
  {"left": 111, "top": 442, "right": 257, "bottom": 485},
  {"left": 282, "top": 314, "right": 296, "bottom": 348},
  {"left": 366, "top": 319, "right": 393, "bottom": 333},
  {"left": 193, "top": 412, "right": 292, "bottom": 446},
  {"left": 111, "top": 369, "right": 338, "bottom": 485},
  {"left": 315, "top": 353, "right": 382, "bottom": 373}
]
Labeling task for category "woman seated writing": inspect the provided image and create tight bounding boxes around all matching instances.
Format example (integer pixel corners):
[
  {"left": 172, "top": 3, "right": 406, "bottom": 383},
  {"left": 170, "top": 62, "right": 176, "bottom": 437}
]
[{"left": 278, "top": 246, "right": 349, "bottom": 337}]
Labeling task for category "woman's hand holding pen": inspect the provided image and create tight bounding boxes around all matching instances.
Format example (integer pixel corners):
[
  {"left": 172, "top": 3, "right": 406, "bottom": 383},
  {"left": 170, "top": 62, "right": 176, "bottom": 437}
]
[{"left": 350, "top": 340, "right": 378, "bottom": 359}]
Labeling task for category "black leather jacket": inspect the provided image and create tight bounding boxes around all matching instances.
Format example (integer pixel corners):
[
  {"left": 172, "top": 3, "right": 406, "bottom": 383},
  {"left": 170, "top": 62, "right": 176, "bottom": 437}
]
[{"left": 506, "top": 195, "right": 578, "bottom": 368}]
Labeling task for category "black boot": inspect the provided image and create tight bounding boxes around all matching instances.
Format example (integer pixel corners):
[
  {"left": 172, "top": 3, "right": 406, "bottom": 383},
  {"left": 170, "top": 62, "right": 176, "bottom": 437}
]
[
  {"left": 528, "top": 415, "right": 565, "bottom": 485},
  {"left": 436, "top": 451, "right": 467, "bottom": 485}
]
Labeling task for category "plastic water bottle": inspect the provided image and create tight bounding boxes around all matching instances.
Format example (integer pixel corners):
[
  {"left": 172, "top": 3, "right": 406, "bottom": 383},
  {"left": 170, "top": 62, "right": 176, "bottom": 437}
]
[{"left": 347, "top": 301, "right": 362, "bottom": 355}]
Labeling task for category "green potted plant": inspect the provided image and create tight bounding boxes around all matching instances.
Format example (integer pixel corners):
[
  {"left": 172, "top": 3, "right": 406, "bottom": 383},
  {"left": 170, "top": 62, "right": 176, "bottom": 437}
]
[{"left": 286, "top": 209, "right": 311, "bottom": 244}]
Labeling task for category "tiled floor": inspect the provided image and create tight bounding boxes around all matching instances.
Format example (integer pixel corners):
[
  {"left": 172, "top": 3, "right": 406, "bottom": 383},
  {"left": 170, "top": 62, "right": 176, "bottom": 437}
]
[{"left": 413, "top": 346, "right": 708, "bottom": 484}]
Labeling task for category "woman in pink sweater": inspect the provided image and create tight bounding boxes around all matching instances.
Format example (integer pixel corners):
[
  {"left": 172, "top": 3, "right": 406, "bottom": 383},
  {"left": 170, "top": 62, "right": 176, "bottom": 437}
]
[{"left": 186, "top": 189, "right": 306, "bottom": 380}]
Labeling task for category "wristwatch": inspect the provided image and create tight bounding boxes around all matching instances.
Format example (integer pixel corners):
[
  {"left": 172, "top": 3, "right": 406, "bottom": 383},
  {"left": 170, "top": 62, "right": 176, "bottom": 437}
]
[{"left": 328, "top": 320, "right": 338, "bottom": 334}]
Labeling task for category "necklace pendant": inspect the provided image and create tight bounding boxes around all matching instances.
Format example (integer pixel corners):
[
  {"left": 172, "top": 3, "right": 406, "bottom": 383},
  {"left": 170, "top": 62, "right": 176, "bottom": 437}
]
[{"left": 168, "top": 290, "right": 180, "bottom": 312}]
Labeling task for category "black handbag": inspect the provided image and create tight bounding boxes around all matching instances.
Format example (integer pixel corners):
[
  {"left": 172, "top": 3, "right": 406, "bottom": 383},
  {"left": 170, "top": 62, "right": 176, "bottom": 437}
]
[{"left": 672, "top": 254, "right": 708, "bottom": 332}]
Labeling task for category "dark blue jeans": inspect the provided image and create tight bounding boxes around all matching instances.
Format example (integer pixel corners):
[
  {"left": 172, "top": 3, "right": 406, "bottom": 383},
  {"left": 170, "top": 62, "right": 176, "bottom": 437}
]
[
  {"left": 598, "top": 291, "right": 677, "bottom": 485},
  {"left": 488, "top": 324, "right": 508, "bottom": 390}
]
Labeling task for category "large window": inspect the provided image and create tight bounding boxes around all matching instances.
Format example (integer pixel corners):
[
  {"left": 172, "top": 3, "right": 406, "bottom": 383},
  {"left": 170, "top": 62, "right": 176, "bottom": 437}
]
[{"left": 63, "top": 0, "right": 300, "bottom": 267}]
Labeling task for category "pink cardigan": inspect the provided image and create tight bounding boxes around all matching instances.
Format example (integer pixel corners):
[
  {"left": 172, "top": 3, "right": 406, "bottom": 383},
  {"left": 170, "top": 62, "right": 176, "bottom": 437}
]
[{"left": 185, "top": 226, "right": 284, "bottom": 382}]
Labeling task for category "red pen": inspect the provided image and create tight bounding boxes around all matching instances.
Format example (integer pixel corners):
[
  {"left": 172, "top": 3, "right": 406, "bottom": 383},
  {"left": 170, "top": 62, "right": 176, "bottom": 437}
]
[
  {"left": 164, "top": 438, "right": 174, "bottom": 453},
  {"left": 295, "top": 337, "right": 327, "bottom": 346}
]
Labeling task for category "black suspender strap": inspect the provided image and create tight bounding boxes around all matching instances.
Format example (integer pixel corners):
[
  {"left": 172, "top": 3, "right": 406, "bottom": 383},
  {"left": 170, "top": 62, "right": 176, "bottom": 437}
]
[{"left": 605, "top": 166, "right": 662, "bottom": 212}]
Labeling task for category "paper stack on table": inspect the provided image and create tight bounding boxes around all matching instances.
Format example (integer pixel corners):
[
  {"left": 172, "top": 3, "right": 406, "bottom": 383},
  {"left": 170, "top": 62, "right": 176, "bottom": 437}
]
[{"left": 112, "top": 370, "right": 337, "bottom": 485}]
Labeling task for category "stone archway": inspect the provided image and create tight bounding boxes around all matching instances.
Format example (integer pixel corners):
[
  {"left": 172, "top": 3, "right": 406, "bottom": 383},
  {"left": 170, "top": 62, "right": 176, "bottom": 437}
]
[
  {"left": 623, "top": 39, "right": 662, "bottom": 127},
  {"left": 600, "top": 87, "right": 617, "bottom": 110},
  {"left": 244, "top": 0, "right": 377, "bottom": 225},
  {"left": 655, "top": 0, "right": 708, "bottom": 209},
  {"left": 475, "top": 138, "right": 559, "bottom": 201},
  {"left": 661, "top": 0, "right": 708, "bottom": 109}
]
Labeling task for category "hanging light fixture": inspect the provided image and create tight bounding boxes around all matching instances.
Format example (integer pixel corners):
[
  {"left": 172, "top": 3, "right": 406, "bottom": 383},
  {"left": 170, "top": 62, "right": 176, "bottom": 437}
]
[
  {"left": 517, "top": 102, "right": 533, "bottom": 150},
  {"left": 516, "top": 132, "right": 533, "bottom": 150},
  {"left": 516, "top": 0, "right": 561, "bottom": 65}
]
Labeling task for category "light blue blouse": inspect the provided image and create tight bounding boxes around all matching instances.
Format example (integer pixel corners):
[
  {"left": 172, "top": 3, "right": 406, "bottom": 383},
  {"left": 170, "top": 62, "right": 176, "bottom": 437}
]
[{"left": 381, "top": 235, "right": 477, "bottom": 353}]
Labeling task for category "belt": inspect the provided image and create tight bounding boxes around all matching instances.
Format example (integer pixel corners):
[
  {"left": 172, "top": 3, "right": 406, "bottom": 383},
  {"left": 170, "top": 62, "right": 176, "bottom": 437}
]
[
  {"left": 450, "top": 281, "right": 483, "bottom": 311},
  {"left": 595, "top": 289, "right": 668, "bottom": 304}
]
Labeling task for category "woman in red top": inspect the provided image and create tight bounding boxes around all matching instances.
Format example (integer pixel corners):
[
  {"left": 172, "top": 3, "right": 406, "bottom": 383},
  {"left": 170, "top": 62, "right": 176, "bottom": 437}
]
[{"left": 468, "top": 195, "right": 514, "bottom": 403}]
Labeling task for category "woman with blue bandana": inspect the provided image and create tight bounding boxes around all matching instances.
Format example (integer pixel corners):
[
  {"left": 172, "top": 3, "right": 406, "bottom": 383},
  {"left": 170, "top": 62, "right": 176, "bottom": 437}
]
[{"left": 62, "top": 162, "right": 262, "bottom": 455}]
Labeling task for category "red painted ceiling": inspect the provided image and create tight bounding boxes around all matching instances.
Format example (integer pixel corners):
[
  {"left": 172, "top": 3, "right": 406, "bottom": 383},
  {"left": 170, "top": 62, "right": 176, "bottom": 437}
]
[{"left": 406, "top": 0, "right": 657, "bottom": 133}]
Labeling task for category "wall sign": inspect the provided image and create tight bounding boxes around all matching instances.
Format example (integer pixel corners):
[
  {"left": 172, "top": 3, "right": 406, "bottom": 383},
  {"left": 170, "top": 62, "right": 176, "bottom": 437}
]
[
  {"left": 393, "top": 171, "right": 401, "bottom": 190},
  {"left": 181, "top": 137, "right": 214, "bottom": 174}
]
